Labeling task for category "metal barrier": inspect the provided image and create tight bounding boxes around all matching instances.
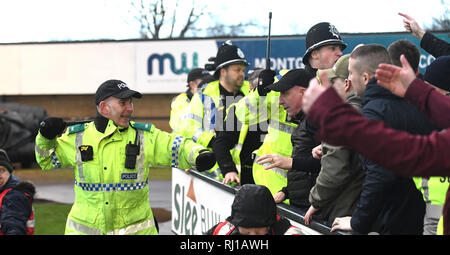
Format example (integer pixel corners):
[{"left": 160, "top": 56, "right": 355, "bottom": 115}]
[{"left": 181, "top": 169, "right": 350, "bottom": 235}]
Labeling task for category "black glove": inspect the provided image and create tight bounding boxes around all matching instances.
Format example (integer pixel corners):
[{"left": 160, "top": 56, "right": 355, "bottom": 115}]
[
  {"left": 39, "top": 117, "right": 67, "bottom": 139},
  {"left": 207, "top": 137, "right": 216, "bottom": 148},
  {"left": 195, "top": 149, "right": 216, "bottom": 172},
  {"left": 257, "top": 69, "right": 276, "bottom": 96}
]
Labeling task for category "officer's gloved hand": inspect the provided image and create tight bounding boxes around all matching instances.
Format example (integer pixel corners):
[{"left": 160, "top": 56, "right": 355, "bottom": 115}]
[
  {"left": 207, "top": 137, "right": 216, "bottom": 148},
  {"left": 257, "top": 69, "right": 276, "bottom": 96},
  {"left": 39, "top": 117, "right": 67, "bottom": 139},
  {"left": 195, "top": 149, "right": 216, "bottom": 172}
]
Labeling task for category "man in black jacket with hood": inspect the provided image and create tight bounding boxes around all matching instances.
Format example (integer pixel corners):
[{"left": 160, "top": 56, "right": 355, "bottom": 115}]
[
  {"left": 0, "top": 149, "right": 36, "bottom": 235},
  {"left": 207, "top": 184, "right": 303, "bottom": 235}
]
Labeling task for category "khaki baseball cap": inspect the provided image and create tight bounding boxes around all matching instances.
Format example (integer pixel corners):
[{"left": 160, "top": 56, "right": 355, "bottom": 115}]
[{"left": 320, "top": 54, "right": 350, "bottom": 80}]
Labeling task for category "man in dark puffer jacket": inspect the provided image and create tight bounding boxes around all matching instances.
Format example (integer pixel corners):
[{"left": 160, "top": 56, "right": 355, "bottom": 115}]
[{"left": 0, "top": 149, "right": 35, "bottom": 235}]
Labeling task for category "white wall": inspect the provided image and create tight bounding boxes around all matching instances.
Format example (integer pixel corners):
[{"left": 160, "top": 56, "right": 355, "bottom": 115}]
[{"left": 0, "top": 39, "right": 218, "bottom": 95}]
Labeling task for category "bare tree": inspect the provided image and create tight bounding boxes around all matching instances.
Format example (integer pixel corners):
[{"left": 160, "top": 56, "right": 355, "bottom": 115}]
[
  {"left": 204, "top": 19, "right": 262, "bottom": 37},
  {"left": 425, "top": 0, "right": 450, "bottom": 31},
  {"left": 179, "top": 6, "right": 204, "bottom": 38},
  {"left": 130, "top": 0, "right": 205, "bottom": 39},
  {"left": 129, "top": 0, "right": 263, "bottom": 39},
  {"left": 427, "top": 13, "right": 450, "bottom": 31}
]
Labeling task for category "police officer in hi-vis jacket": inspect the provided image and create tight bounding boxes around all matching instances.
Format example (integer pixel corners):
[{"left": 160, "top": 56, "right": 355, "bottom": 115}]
[{"left": 35, "top": 79, "right": 216, "bottom": 235}]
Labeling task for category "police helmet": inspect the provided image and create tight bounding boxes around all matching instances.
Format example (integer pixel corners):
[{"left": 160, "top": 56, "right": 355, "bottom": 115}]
[
  {"left": 206, "top": 41, "right": 249, "bottom": 78},
  {"left": 302, "top": 22, "right": 347, "bottom": 65}
]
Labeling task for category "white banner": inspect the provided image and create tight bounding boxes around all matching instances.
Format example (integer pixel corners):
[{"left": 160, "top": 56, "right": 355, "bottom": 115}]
[{"left": 171, "top": 168, "right": 234, "bottom": 235}]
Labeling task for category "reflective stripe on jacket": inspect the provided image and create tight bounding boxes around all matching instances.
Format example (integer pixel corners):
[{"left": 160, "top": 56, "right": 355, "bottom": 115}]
[
  {"left": 225, "top": 89, "right": 263, "bottom": 171},
  {"left": 252, "top": 93, "right": 297, "bottom": 201},
  {"left": 413, "top": 176, "right": 450, "bottom": 205},
  {"left": 170, "top": 92, "right": 190, "bottom": 134},
  {"left": 179, "top": 80, "right": 250, "bottom": 148}
]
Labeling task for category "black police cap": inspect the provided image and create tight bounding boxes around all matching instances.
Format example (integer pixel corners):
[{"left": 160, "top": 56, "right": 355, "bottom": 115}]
[
  {"left": 95, "top": 79, "right": 142, "bottom": 105},
  {"left": 187, "top": 68, "right": 213, "bottom": 83},
  {"left": 266, "top": 69, "right": 314, "bottom": 92}
]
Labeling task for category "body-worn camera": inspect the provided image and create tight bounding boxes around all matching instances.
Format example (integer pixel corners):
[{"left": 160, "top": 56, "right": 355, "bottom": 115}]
[{"left": 125, "top": 142, "right": 140, "bottom": 169}]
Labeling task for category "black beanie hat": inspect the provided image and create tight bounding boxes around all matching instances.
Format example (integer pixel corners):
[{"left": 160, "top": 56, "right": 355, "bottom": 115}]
[
  {"left": 0, "top": 149, "right": 13, "bottom": 173},
  {"left": 424, "top": 55, "right": 450, "bottom": 92},
  {"left": 229, "top": 184, "right": 277, "bottom": 228}
]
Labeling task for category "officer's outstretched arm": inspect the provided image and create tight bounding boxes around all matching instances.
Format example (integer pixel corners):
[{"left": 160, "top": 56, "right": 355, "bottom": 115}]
[
  {"left": 35, "top": 124, "right": 75, "bottom": 171},
  {"left": 148, "top": 125, "right": 210, "bottom": 170}
]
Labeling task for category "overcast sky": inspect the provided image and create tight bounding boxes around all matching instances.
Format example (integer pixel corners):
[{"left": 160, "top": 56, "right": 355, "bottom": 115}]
[{"left": 0, "top": 0, "right": 447, "bottom": 43}]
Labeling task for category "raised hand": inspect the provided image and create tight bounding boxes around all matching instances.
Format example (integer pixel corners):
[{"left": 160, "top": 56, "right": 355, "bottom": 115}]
[
  {"left": 398, "top": 13, "right": 426, "bottom": 39},
  {"left": 375, "top": 54, "right": 416, "bottom": 98}
]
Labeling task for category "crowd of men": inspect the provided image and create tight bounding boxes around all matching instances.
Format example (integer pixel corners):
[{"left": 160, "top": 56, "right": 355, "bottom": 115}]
[{"left": 171, "top": 13, "right": 450, "bottom": 235}]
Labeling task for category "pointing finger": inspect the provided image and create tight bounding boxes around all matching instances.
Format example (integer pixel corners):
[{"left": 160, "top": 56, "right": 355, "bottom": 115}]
[{"left": 398, "top": 12, "right": 412, "bottom": 20}]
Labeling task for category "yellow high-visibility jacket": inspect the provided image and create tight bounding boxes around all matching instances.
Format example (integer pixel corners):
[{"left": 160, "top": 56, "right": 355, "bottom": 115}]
[{"left": 35, "top": 119, "right": 204, "bottom": 235}]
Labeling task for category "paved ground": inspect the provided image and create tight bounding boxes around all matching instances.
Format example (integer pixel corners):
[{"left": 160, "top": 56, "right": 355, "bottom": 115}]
[{"left": 34, "top": 179, "right": 174, "bottom": 235}]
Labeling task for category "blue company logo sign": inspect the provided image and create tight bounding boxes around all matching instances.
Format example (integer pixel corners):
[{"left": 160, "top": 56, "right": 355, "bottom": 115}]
[
  {"left": 218, "top": 32, "right": 449, "bottom": 74},
  {"left": 148, "top": 52, "right": 199, "bottom": 75}
]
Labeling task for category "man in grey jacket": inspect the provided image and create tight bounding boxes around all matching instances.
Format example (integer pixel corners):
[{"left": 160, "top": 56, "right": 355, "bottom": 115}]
[{"left": 304, "top": 55, "right": 365, "bottom": 226}]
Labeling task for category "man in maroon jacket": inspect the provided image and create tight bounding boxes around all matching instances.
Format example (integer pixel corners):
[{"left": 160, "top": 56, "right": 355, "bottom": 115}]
[{"left": 302, "top": 54, "right": 450, "bottom": 235}]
